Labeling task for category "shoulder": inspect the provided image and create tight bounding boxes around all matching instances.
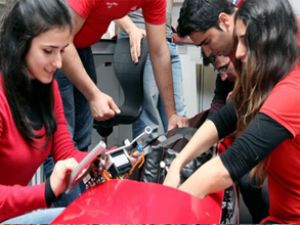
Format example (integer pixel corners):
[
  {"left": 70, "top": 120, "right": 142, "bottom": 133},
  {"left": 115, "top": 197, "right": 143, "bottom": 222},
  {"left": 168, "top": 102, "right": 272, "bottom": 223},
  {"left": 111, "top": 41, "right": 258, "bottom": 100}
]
[
  {"left": 271, "top": 65, "right": 300, "bottom": 96},
  {"left": 260, "top": 65, "right": 300, "bottom": 135},
  {"left": 67, "top": 0, "right": 97, "bottom": 18},
  {"left": 141, "top": 0, "right": 166, "bottom": 25},
  {"left": 264, "top": 65, "right": 300, "bottom": 105}
]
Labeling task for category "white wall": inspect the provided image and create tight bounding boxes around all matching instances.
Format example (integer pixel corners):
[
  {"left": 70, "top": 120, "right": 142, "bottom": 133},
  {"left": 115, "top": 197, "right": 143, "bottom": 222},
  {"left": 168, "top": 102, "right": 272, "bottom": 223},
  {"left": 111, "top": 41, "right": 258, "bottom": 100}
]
[
  {"left": 289, "top": 0, "right": 300, "bottom": 16},
  {"left": 0, "top": 0, "right": 6, "bottom": 16}
]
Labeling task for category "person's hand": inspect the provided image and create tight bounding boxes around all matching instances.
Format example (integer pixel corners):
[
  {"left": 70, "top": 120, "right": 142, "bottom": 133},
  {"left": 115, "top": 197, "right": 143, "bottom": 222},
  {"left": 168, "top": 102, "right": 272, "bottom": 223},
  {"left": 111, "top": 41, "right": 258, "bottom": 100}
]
[
  {"left": 163, "top": 163, "right": 181, "bottom": 189},
  {"left": 89, "top": 90, "right": 121, "bottom": 121},
  {"left": 128, "top": 150, "right": 142, "bottom": 165},
  {"left": 50, "top": 158, "right": 78, "bottom": 197},
  {"left": 226, "top": 91, "right": 233, "bottom": 102},
  {"left": 128, "top": 27, "right": 146, "bottom": 63},
  {"left": 167, "top": 114, "right": 189, "bottom": 131}
]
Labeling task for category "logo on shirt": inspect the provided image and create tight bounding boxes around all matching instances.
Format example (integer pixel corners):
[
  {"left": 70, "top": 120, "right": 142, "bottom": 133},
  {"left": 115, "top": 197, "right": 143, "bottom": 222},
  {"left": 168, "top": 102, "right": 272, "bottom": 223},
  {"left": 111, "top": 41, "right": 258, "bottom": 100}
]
[
  {"left": 130, "top": 6, "right": 138, "bottom": 12},
  {"left": 106, "top": 2, "right": 118, "bottom": 9}
]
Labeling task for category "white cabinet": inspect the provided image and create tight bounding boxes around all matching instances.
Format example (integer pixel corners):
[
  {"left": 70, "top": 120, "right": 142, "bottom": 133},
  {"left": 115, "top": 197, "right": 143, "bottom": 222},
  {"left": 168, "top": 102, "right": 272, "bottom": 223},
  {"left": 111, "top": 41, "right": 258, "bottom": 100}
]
[{"left": 177, "top": 44, "right": 216, "bottom": 117}]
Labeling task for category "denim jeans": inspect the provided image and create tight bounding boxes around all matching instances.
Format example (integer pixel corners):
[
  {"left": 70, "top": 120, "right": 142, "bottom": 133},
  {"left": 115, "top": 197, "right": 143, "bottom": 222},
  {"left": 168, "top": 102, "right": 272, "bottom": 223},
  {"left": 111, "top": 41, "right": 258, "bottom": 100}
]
[
  {"left": 132, "top": 41, "right": 187, "bottom": 138},
  {"left": 2, "top": 208, "right": 64, "bottom": 224},
  {"left": 56, "top": 46, "right": 97, "bottom": 150},
  {"left": 43, "top": 47, "right": 96, "bottom": 206}
]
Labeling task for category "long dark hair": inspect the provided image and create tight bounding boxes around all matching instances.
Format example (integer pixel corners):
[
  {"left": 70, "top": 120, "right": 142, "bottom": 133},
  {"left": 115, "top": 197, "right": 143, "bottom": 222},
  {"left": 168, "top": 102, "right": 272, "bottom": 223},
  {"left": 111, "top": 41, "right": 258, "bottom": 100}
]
[
  {"left": 232, "top": 0, "right": 299, "bottom": 132},
  {"left": 231, "top": 0, "right": 299, "bottom": 183},
  {"left": 0, "top": 0, "right": 72, "bottom": 145}
]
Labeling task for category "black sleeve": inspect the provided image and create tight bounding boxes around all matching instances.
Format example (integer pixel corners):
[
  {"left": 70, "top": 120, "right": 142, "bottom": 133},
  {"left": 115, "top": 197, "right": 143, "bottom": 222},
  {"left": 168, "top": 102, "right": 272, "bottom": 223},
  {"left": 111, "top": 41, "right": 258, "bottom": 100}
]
[
  {"left": 209, "top": 75, "right": 234, "bottom": 114},
  {"left": 220, "top": 113, "right": 292, "bottom": 182},
  {"left": 45, "top": 178, "right": 57, "bottom": 207},
  {"left": 207, "top": 101, "right": 237, "bottom": 139}
]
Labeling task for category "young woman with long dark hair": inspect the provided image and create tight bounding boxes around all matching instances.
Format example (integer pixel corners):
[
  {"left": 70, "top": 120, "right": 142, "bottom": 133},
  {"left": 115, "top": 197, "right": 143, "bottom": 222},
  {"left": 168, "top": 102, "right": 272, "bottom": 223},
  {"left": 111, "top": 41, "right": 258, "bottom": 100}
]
[
  {"left": 0, "top": 0, "right": 86, "bottom": 223},
  {"left": 164, "top": 0, "right": 300, "bottom": 223}
]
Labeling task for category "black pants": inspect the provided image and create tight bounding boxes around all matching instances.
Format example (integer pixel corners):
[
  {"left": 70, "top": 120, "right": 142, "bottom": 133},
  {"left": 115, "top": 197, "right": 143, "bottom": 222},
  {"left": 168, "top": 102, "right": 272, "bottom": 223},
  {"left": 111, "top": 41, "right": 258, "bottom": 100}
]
[{"left": 238, "top": 173, "right": 269, "bottom": 223}]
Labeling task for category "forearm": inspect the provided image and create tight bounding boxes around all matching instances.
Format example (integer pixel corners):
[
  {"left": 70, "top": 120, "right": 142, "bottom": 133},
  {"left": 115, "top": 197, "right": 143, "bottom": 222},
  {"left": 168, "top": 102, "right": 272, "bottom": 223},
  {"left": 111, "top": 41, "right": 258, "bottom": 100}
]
[
  {"left": 0, "top": 183, "right": 46, "bottom": 222},
  {"left": 172, "top": 120, "right": 219, "bottom": 170},
  {"left": 62, "top": 44, "right": 100, "bottom": 101},
  {"left": 145, "top": 23, "right": 177, "bottom": 118},
  {"left": 220, "top": 113, "right": 292, "bottom": 181},
  {"left": 179, "top": 156, "right": 233, "bottom": 198},
  {"left": 115, "top": 16, "right": 136, "bottom": 35},
  {"left": 150, "top": 51, "right": 176, "bottom": 118}
]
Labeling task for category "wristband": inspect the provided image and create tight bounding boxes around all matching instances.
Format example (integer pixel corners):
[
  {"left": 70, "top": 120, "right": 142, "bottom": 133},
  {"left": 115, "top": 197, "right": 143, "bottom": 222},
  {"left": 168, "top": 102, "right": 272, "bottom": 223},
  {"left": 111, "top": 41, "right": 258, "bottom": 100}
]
[{"left": 45, "top": 178, "right": 57, "bottom": 207}]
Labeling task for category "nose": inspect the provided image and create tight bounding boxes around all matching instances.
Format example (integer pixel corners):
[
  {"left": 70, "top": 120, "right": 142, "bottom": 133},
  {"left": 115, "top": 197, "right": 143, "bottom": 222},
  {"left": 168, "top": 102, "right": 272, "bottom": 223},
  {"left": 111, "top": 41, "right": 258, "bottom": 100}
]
[
  {"left": 202, "top": 45, "right": 212, "bottom": 57},
  {"left": 214, "top": 56, "right": 229, "bottom": 69},
  {"left": 235, "top": 42, "right": 246, "bottom": 61},
  {"left": 219, "top": 72, "right": 228, "bottom": 81},
  {"left": 52, "top": 53, "right": 62, "bottom": 69}
]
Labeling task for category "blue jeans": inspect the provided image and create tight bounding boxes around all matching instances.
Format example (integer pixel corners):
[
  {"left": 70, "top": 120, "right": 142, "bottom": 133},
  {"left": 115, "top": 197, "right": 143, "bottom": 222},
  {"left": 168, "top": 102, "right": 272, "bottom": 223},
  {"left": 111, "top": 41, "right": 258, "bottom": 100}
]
[
  {"left": 2, "top": 208, "right": 64, "bottom": 224},
  {"left": 132, "top": 41, "right": 187, "bottom": 138},
  {"left": 43, "top": 47, "right": 96, "bottom": 206},
  {"left": 56, "top": 46, "right": 96, "bottom": 150}
]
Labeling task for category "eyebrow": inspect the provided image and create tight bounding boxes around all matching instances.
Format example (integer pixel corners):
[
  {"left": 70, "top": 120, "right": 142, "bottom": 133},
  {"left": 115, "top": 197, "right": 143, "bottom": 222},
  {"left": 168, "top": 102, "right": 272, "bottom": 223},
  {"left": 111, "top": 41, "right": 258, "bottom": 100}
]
[{"left": 43, "top": 43, "right": 70, "bottom": 49}]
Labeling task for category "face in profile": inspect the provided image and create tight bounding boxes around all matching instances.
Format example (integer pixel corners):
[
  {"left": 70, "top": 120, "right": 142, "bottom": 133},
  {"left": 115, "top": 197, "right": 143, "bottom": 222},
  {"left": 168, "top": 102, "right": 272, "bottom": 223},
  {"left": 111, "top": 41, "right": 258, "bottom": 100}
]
[
  {"left": 202, "top": 51, "right": 237, "bottom": 82},
  {"left": 189, "top": 13, "right": 235, "bottom": 57},
  {"left": 25, "top": 27, "right": 71, "bottom": 84},
  {"left": 213, "top": 55, "right": 237, "bottom": 82},
  {"left": 234, "top": 18, "right": 248, "bottom": 63}
]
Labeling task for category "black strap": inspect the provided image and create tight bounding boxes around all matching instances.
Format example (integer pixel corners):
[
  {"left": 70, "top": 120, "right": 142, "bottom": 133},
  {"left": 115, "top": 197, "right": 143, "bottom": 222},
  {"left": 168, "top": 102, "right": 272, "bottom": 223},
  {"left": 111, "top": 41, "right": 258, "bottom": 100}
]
[{"left": 159, "top": 127, "right": 197, "bottom": 148}]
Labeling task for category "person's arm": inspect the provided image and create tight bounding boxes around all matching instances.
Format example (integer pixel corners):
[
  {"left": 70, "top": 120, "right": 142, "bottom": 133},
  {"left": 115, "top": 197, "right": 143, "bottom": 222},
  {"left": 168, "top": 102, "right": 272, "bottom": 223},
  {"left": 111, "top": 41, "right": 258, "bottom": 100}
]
[
  {"left": 164, "top": 120, "right": 219, "bottom": 188},
  {"left": 164, "top": 101, "right": 237, "bottom": 188},
  {"left": 115, "top": 16, "right": 146, "bottom": 63},
  {"left": 177, "top": 113, "right": 291, "bottom": 199},
  {"left": 145, "top": 22, "right": 188, "bottom": 129},
  {"left": 0, "top": 183, "right": 47, "bottom": 221},
  {"left": 209, "top": 76, "right": 234, "bottom": 114},
  {"left": 0, "top": 157, "right": 78, "bottom": 222},
  {"left": 179, "top": 156, "right": 232, "bottom": 198},
  {"left": 62, "top": 8, "right": 120, "bottom": 121},
  {"left": 51, "top": 80, "right": 87, "bottom": 162}
]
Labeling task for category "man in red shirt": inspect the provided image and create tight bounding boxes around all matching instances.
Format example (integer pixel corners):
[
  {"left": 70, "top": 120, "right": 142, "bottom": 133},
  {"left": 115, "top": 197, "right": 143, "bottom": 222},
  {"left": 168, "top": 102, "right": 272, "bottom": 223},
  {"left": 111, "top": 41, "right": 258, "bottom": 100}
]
[
  {"left": 57, "top": 0, "right": 187, "bottom": 153},
  {"left": 44, "top": 0, "right": 188, "bottom": 207}
]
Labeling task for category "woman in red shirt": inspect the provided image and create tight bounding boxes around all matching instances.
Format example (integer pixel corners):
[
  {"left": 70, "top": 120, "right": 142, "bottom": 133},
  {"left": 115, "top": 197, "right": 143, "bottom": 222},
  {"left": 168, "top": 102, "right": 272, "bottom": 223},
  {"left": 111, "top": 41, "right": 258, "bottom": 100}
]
[
  {"left": 0, "top": 0, "right": 86, "bottom": 223},
  {"left": 164, "top": 0, "right": 300, "bottom": 223}
]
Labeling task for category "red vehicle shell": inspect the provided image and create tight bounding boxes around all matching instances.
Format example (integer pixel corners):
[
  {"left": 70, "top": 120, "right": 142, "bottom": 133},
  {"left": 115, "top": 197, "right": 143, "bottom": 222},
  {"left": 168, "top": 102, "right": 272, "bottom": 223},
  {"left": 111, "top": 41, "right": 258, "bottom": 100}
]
[{"left": 52, "top": 179, "right": 223, "bottom": 224}]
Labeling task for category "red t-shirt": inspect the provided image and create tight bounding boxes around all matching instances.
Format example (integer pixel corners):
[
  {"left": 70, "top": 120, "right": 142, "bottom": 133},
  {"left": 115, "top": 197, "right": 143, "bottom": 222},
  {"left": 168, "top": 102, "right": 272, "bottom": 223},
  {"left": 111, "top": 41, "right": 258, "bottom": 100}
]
[
  {"left": 260, "top": 65, "right": 300, "bottom": 223},
  {"left": 298, "top": 18, "right": 300, "bottom": 46},
  {"left": 0, "top": 77, "right": 86, "bottom": 221},
  {"left": 67, "top": 0, "right": 166, "bottom": 48}
]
